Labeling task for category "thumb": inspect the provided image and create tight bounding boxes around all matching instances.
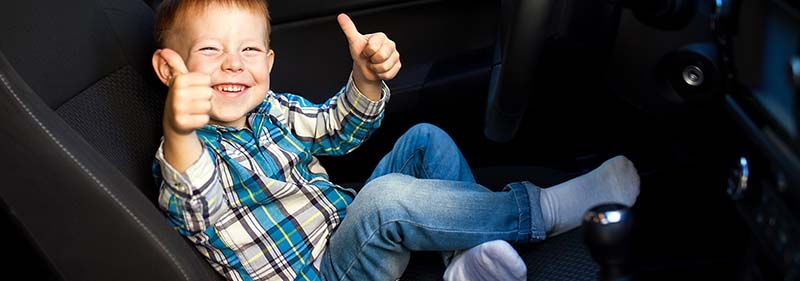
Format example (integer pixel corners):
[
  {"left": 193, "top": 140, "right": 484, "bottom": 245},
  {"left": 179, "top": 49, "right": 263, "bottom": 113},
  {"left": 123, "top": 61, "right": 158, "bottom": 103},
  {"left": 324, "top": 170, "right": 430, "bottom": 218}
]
[
  {"left": 337, "top": 13, "right": 364, "bottom": 45},
  {"left": 158, "top": 48, "right": 189, "bottom": 76}
]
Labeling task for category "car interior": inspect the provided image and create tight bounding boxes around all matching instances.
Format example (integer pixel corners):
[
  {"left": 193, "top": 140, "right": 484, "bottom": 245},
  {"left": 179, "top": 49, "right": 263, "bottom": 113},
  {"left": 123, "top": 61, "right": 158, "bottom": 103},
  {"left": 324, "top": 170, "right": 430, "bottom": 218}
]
[{"left": 1, "top": 0, "right": 798, "bottom": 280}]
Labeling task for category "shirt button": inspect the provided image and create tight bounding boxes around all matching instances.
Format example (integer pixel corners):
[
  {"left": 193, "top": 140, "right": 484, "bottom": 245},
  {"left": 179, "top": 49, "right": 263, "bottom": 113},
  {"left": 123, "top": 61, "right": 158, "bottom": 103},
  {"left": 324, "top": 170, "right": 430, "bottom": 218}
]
[{"left": 175, "top": 182, "right": 185, "bottom": 192}]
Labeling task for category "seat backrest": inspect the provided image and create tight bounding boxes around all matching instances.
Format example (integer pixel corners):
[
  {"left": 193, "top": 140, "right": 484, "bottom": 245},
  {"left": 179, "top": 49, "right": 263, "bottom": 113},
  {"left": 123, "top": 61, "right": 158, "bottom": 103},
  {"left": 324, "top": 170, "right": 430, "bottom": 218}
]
[{"left": 0, "top": 0, "right": 222, "bottom": 279}]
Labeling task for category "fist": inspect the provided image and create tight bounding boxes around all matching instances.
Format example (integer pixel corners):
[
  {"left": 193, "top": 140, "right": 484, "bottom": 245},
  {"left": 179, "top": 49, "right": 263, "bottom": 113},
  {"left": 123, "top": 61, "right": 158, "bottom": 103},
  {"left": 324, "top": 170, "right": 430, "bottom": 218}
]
[
  {"left": 156, "top": 48, "right": 213, "bottom": 136},
  {"left": 338, "top": 14, "right": 401, "bottom": 82}
]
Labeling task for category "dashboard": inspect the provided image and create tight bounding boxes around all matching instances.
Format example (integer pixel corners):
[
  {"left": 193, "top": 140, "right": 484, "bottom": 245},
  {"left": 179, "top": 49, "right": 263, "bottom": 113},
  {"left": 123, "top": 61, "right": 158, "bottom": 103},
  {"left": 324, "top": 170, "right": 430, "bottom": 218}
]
[{"left": 725, "top": 0, "right": 800, "bottom": 279}]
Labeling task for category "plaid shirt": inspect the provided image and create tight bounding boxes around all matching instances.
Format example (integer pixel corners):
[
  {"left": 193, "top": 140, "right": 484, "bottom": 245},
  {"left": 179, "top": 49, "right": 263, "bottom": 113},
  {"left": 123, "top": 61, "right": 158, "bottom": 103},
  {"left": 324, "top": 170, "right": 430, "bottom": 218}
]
[{"left": 154, "top": 77, "right": 389, "bottom": 281}]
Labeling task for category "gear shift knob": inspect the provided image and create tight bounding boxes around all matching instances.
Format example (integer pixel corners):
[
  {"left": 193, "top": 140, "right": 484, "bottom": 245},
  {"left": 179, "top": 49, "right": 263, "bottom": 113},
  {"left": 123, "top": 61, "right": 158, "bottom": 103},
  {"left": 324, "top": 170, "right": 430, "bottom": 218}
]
[{"left": 583, "top": 203, "right": 635, "bottom": 281}]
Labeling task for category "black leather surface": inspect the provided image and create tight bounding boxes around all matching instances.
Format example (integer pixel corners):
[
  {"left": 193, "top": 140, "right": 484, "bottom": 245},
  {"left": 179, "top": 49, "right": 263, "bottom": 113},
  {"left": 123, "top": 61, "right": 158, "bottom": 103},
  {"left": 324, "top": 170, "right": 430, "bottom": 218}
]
[
  {"left": 0, "top": 0, "right": 139, "bottom": 109},
  {"left": 269, "top": 0, "right": 416, "bottom": 23},
  {"left": 0, "top": 0, "right": 160, "bottom": 110},
  {"left": 57, "top": 66, "right": 164, "bottom": 202},
  {"left": 269, "top": 0, "right": 497, "bottom": 103},
  {"left": 0, "top": 0, "right": 222, "bottom": 279},
  {"left": 0, "top": 51, "right": 222, "bottom": 280}
]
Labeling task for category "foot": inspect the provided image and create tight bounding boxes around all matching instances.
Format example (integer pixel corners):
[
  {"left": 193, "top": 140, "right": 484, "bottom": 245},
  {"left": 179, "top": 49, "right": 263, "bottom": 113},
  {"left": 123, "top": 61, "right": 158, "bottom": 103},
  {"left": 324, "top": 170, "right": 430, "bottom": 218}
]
[
  {"left": 539, "top": 155, "right": 640, "bottom": 236},
  {"left": 443, "top": 240, "right": 527, "bottom": 281}
]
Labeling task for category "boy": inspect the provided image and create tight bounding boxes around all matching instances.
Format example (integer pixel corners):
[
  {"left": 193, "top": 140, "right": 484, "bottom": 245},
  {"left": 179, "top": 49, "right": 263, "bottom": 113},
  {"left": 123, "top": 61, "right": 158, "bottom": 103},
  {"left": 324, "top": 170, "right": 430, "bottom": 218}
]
[{"left": 151, "top": 0, "right": 641, "bottom": 280}]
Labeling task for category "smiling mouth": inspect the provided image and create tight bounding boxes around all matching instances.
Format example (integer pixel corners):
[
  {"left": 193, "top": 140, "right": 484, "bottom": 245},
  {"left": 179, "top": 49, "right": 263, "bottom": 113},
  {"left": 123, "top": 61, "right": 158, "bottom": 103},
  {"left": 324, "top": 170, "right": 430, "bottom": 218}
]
[{"left": 212, "top": 83, "right": 249, "bottom": 97}]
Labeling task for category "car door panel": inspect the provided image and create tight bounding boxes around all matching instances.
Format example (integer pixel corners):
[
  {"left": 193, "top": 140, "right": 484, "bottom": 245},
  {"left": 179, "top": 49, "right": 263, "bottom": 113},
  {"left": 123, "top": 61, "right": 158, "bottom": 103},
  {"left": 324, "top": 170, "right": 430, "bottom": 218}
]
[{"left": 269, "top": 0, "right": 499, "bottom": 182}]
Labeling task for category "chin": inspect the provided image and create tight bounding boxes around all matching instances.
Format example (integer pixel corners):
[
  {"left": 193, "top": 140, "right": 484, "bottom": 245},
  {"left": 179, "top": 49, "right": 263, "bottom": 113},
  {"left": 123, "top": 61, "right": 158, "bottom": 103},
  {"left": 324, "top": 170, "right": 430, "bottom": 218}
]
[{"left": 211, "top": 111, "right": 248, "bottom": 127}]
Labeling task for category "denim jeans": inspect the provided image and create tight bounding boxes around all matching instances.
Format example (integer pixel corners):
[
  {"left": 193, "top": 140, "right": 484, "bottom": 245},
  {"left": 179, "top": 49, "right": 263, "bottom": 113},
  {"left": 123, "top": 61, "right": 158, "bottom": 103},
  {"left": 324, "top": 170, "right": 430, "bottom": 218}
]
[{"left": 319, "top": 123, "right": 546, "bottom": 281}]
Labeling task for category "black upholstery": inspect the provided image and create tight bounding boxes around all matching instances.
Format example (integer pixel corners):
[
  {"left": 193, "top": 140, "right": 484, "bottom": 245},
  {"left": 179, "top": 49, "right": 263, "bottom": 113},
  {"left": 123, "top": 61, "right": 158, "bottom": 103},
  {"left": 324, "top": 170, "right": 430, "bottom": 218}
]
[
  {"left": 56, "top": 65, "right": 164, "bottom": 201},
  {"left": 0, "top": 0, "right": 222, "bottom": 279},
  {"left": 0, "top": 0, "right": 166, "bottom": 201}
]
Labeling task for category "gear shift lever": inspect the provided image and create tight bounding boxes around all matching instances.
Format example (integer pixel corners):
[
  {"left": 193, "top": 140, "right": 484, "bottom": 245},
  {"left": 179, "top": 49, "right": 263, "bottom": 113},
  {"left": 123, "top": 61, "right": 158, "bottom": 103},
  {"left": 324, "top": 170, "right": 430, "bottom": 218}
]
[{"left": 583, "top": 203, "right": 635, "bottom": 281}]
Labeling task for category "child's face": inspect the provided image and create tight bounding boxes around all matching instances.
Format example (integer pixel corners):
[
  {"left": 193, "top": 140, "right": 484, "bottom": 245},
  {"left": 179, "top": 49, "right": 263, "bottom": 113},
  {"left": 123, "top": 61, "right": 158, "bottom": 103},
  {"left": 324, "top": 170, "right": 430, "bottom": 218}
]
[{"left": 169, "top": 4, "right": 273, "bottom": 127}]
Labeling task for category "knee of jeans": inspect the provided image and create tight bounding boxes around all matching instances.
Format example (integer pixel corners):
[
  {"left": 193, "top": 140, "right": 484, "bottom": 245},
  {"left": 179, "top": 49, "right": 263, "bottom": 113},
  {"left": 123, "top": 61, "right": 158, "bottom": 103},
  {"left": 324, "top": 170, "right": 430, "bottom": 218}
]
[
  {"left": 353, "top": 173, "right": 415, "bottom": 215},
  {"left": 409, "top": 123, "right": 445, "bottom": 139},
  {"left": 409, "top": 123, "right": 452, "bottom": 146}
]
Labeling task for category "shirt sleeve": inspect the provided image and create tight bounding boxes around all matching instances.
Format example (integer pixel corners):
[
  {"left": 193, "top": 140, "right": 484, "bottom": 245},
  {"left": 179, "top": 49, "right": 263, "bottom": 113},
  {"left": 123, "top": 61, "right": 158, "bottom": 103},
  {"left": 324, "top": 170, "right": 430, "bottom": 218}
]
[
  {"left": 154, "top": 140, "right": 231, "bottom": 234},
  {"left": 269, "top": 73, "right": 390, "bottom": 156}
]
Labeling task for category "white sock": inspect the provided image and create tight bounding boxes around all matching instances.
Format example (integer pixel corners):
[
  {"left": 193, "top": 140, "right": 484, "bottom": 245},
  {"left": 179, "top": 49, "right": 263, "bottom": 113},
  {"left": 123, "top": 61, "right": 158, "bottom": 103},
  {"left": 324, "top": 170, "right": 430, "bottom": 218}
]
[
  {"left": 443, "top": 240, "right": 527, "bottom": 281},
  {"left": 540, "top": 155, "right": 640, "bottom": 237}
]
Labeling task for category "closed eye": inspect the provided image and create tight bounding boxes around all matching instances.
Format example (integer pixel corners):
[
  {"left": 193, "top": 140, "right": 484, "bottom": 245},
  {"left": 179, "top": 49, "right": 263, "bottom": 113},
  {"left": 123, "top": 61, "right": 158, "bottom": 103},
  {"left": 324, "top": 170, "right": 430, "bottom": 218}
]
[{"left": 197, "top": 46, "right": 221, "bottom": 57}]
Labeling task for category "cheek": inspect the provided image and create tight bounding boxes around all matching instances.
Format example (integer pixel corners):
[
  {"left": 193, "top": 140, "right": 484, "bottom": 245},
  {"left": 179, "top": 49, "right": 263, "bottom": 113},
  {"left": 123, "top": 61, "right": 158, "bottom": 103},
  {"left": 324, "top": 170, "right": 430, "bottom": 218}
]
[
  {"left": 258, "top": 73, "right": 270, "bottom": 90},
  {"left": 245, "top": 61, "right": 270, "bottom": 84},
  {"left": 186, "top": 56, "right": 221, "bottom": 73}
]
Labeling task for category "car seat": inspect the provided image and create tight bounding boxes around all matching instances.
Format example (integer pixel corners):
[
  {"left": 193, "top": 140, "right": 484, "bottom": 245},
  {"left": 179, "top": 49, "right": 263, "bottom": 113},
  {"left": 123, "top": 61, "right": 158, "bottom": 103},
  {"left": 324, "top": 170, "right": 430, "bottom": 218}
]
[{"left": 0, "top": 0, "right": 223, "bottom": 279}]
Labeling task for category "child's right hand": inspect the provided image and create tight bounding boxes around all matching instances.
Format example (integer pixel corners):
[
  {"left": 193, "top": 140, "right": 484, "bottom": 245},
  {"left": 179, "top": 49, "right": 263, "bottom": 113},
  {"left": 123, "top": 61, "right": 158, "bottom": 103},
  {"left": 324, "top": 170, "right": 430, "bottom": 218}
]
[{"left": 156, "top": 48, "right": 213, "bottom": 136}]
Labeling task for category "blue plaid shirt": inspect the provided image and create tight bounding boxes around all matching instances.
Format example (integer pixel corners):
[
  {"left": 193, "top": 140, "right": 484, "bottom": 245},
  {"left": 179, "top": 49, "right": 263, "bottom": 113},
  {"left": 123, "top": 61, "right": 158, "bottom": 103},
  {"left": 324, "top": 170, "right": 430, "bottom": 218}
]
[{"left": 154, "top": 77, "right": 389, "bottom": 281}]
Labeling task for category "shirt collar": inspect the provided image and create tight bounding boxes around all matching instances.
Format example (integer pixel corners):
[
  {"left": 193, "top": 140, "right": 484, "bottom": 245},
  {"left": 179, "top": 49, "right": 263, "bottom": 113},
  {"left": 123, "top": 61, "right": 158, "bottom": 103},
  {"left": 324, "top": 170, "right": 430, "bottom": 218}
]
[{"left": 196, "top": 91, "right": 274, "bottom": 136}]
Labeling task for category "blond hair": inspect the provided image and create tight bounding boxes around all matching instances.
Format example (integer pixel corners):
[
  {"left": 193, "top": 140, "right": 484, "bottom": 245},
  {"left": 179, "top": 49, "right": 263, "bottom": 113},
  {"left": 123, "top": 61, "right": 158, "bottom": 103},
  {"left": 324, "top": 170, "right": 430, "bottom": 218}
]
[{"left": 154, "top": 0, "right": 271, "bottom": 47}]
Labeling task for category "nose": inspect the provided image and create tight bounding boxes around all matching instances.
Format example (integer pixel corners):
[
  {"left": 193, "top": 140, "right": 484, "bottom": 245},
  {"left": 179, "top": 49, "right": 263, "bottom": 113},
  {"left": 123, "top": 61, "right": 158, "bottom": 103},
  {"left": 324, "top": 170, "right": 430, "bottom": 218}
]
[{"left": 222, "top": 51, "right": 244, "bottom": 72}]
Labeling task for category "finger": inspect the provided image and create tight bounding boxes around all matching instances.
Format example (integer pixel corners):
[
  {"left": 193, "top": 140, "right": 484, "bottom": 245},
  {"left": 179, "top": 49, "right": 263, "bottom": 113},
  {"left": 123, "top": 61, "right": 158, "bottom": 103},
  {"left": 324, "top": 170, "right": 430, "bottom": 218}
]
[
  {"left": 176, "top": 114, "right": 210, "bottom": 131},
  {"left": 369, "top": 51, "right": 400, "bottom": 73},
  {"left": 377, "top": 62, "right": 401, "bottom": 81},
  {"left": 363, "top": 33, "right": 387, "bottom": 58},
  {"left": 185, "top": 86, "right": 214, "bottom": 100},
  {"left": 369, "top": 40, "right": 395, "bottom": 64},
  {"left": 355, "top": 63, "right": 376, "bottom": 82},
  {"left": 159, "top": 48, "right": 189, "bottom": 76},
  {"left": 337, "top": 14, "right": 363, "bottom": 44},
  {"left": 185, "top": 99, "right": 213, "bottom": 114},
  {"left": 187, "top": 115, "right": 211, "bottom": 128},
  {"left": 171, "top": 86, "right": 213, "bottom": 109},
  {"left": 171, "top": 73, "right": 212, "bottom": 89}
]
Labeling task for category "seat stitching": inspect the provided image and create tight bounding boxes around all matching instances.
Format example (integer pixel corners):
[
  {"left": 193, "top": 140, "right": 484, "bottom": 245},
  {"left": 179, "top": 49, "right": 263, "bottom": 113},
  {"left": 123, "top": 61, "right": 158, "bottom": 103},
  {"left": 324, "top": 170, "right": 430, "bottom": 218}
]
[{"left": 0, "top": 72, "right": 191, "bottom": 280}]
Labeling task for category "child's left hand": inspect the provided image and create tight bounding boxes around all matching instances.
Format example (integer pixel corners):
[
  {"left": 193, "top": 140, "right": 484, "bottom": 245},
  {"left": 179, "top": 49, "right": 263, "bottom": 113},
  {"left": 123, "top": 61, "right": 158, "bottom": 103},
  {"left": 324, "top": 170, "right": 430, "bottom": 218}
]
[{"left": 338, "top": 14, "right": 400, "bottom": 98}]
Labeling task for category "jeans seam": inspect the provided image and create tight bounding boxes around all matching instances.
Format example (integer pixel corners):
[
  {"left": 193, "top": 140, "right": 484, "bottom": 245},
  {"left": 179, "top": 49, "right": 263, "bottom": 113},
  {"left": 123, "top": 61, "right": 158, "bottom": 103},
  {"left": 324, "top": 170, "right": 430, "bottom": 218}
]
[
  {"left": 398, "top": 147, "right": 428, "bottom": 178},
  {"left": 511, "top": 184, "right": 524, "bottom": 243},
  {"left": 508, "top": 183, "right": 534, "bottom": 243}
]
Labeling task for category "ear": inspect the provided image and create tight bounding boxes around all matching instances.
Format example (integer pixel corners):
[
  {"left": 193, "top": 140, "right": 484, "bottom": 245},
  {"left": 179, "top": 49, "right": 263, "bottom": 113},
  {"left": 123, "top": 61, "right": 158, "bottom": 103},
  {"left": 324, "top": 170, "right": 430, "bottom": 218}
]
[
  {"left": 267, "top": 49, "right": 275, "bottom": 74},
  {"left": 151, "top": 49, "right": 173, "bottom": 86}
]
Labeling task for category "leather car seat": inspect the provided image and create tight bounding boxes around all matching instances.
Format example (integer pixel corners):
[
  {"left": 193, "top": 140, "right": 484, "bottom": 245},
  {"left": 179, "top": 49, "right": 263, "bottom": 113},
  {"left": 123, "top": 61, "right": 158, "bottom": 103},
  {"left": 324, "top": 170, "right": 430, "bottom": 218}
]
[{"left": 0, "top": 0, "right": 223, "bottom": 279}]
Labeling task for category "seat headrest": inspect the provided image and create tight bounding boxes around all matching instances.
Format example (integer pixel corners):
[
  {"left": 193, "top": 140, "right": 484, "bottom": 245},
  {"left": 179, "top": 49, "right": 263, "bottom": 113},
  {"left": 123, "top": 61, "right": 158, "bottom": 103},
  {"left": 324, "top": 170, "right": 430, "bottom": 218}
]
[{"left": 0, "top": 0, "right": 158, "bottom": 110}]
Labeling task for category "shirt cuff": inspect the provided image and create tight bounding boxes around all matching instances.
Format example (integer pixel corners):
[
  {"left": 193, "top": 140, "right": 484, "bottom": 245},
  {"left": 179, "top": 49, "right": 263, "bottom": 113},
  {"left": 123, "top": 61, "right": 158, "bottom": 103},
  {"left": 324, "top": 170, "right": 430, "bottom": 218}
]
[
  {"left": 155, "top": 140, "right": 216, "bottom": 196},
  {"left": 345, "top": 73, "right": 390, "bottom": 120}
]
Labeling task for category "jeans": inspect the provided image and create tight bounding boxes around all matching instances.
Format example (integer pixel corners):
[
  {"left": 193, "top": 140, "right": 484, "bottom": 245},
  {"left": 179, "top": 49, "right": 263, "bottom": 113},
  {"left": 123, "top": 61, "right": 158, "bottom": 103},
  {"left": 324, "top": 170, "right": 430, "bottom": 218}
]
[{"left": 319, "top": 123, "right": 546, "bottom": 281}]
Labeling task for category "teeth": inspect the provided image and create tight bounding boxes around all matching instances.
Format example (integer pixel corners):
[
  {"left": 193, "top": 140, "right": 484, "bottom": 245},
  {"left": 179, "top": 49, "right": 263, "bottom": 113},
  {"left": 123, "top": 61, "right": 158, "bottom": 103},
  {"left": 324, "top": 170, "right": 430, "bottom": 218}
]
[{"left": 215, "top": 84, "right": 245, "bottom": 93}]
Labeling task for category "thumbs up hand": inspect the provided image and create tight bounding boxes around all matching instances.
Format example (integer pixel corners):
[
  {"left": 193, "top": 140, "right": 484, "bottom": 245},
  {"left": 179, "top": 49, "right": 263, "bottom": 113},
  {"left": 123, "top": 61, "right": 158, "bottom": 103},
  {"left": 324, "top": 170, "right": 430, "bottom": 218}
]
[
  {"left": 338, "top": 14, "right": 401, "bottom": 100},
  {"left": 155, "top": 48, "right": 214, "bottom": 136}
]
